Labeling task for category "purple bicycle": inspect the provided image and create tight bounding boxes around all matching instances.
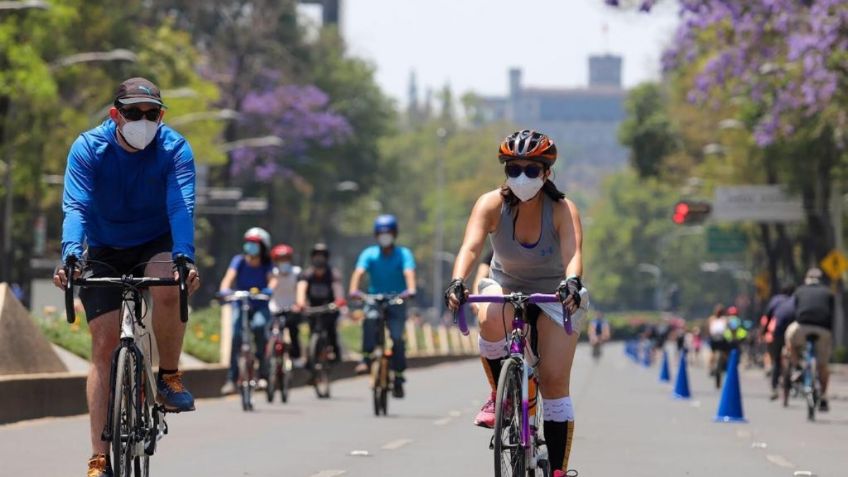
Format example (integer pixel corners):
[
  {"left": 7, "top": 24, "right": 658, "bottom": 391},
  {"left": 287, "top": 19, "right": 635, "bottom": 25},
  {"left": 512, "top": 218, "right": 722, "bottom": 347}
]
[{"left": 455, "top": 292, "right": 573, "bottom": 477}]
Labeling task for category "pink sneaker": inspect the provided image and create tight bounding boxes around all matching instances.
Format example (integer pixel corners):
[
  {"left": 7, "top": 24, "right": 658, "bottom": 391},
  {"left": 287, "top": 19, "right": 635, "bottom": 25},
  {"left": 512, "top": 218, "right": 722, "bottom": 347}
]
[
  {"left": 553, "top": 470, "right": 578, "bottom": 477},
  {"left": 473, "top": 392, "right": 497, "bottom": 428}
]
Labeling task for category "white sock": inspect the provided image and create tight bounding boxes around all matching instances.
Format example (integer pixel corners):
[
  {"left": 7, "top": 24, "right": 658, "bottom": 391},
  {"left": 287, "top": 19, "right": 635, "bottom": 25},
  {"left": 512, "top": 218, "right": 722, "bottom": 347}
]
[
  {"left": 478, "top": 337, "right": 508, "bottom": 360},
  {"left": 543, "top": 396, "right": 575, "bottom": 422}
]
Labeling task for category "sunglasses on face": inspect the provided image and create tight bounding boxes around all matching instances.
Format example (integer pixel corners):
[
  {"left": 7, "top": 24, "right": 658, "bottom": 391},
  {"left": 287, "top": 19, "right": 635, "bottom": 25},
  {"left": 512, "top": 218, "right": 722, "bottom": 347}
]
[
  {"left": 119, "top": 107, "right": 161, "bottom": 121},
  {"left": 505, "top": 164, "right": 545, "bottom": 179}
]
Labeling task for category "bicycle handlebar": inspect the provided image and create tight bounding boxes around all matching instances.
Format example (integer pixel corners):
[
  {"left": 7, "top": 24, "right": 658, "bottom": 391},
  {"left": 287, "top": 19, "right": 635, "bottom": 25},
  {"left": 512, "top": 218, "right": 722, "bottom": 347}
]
[
  {"left": 454, "top": 293, "right": 573, "bottom": 336},
  {"left": 64, "top": 256, "right": 191, "bottom": 324},
  {"left": 216, "top": 290, "right": 272, "bottom": 302},
  {"left": 352, "top": 293, "right": 406, "bottom": 307}
]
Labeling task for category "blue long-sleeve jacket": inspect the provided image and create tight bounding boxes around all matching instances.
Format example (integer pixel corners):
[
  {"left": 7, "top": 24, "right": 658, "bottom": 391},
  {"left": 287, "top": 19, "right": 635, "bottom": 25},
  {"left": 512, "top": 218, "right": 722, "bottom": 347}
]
[{"left": 61, "top": 120, "right": 196, "bottom": 262}]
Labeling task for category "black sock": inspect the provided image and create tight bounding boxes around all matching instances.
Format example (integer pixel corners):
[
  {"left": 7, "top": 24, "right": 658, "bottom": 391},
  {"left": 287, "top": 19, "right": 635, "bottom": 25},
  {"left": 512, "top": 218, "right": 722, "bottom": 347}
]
[
  {"left": 544, "top": 420, "right": 566, "bottom": 471},
  {"left": 158, "top": 368, "right": 178, "bottom": 380},
  {"left": 483, "top": 357, "right": 504, "bottom": 390}
]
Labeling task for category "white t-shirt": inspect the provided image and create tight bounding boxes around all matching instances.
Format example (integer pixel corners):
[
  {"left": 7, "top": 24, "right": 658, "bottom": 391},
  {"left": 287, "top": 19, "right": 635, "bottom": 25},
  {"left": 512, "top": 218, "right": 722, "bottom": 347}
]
[{"left": 270, "top": 265, "right": 301, "bottom": 313}]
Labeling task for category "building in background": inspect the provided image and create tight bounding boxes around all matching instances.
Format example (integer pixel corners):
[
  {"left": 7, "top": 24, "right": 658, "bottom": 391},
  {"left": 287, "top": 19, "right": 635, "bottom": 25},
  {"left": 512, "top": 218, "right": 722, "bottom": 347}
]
[{"left": 477, "top": 54, "right": 628, "bottom": 203}]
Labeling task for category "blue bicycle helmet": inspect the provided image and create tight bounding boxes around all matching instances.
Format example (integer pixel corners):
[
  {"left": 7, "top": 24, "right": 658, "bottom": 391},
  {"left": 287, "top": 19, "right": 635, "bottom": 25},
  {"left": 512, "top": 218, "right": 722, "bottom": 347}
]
[{"left": 374, "top": 214, "right": 398, "bottom": 234}]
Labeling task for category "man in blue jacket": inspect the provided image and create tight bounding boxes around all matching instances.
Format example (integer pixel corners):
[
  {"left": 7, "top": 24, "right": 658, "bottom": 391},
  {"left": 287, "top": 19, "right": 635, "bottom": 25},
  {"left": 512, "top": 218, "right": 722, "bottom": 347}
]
[{"left": 52, "top": 78, "right": 200, "bottom": 477}]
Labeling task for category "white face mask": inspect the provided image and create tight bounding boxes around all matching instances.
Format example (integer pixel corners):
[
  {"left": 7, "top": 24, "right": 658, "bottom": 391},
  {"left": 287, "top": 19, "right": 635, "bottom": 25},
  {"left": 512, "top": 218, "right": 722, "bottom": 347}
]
[
  {"left": 121, "top": 119, "right": 159, "bottom": 150},
  {"left": 507, "top": 173, "right": 545, "bottom": 202},
  {"left": 377, "top": 233, "right": 395, "bottom": 247}
]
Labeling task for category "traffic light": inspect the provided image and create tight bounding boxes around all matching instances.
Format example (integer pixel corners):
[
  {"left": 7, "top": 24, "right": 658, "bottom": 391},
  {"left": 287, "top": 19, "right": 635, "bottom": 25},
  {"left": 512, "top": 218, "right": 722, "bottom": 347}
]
[{"left": 672, "top": 200, "right": 711, "bottom": 225}]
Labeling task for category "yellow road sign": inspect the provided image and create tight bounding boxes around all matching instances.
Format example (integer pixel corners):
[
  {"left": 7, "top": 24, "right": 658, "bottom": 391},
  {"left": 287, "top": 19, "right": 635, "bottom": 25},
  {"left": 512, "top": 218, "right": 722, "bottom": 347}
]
[{"left": 820, "top": 250, "right": 848, "bottom": 281}]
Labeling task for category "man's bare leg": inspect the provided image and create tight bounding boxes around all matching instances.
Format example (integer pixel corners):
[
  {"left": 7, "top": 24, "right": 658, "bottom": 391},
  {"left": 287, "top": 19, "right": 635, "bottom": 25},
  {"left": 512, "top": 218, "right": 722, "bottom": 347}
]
[{"left": 88, "top": 311, "right": 120, "bottom": 454}]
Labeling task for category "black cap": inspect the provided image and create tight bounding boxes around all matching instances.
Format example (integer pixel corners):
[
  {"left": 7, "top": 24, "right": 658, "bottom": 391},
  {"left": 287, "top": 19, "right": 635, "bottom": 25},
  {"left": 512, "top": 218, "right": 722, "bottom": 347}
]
[{"left": 114, "top": 77, "right": 164, "bottom": 107}]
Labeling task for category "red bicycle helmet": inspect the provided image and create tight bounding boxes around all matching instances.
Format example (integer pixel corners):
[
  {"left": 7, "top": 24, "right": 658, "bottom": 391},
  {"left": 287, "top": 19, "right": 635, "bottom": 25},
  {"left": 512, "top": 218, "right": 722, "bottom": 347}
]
[
  {"left": 271, "top": 244, "right": 294, "bottom": 260},
  {"left": 498, "top": 129, "right": 557, "bottom": 167}
]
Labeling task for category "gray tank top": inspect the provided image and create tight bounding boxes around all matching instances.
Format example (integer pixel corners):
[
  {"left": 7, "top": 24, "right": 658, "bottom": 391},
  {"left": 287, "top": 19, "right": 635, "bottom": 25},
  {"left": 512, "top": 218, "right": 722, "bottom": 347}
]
[{"left": 489, "top": 196, "right": 564, "bottom": 293}]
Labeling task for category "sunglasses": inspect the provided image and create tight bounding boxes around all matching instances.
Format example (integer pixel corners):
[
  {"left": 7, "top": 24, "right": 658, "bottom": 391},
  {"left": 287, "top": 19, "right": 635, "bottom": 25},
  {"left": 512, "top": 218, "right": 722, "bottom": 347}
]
[
  {"left": 505, "top": 164, "right": 545, "bottom": 179},
  {"left": 119, "top": 107, "right": 161, "bottom": 121}
]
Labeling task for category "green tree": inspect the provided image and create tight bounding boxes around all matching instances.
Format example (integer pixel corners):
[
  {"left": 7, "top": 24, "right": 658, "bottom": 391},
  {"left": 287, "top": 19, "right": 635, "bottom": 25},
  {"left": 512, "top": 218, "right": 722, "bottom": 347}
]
[{"left": 618, "top": 83, "right": 679, "bottom": 178}]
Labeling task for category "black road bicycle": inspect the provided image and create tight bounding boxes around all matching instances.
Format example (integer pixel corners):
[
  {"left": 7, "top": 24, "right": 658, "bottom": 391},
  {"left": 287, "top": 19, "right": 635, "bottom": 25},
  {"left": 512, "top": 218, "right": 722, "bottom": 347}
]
[
  {"left": 303, "top": 303, "right": 339, "bottom": 399},
  {"left": 64, "top": 257, "right": 190, "bottom": 477},
  {"left": 356, "top": 294, "right": 405, "bottom": 417}
]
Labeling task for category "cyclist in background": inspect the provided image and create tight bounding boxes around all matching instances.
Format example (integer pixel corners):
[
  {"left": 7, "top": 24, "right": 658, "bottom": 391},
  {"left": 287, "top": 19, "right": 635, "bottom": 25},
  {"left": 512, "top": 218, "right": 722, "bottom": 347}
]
[
  {"left": 786, "top": 268, "right": 833, "bottom": 412},
  {"left": 445, "top": 130, "right": 588, "bottom": 477},
  {"left": 587, "top": 312, "right": 611, "bottom": 358},
  {"left": 296, "top": 243, "right": 346, "bottom": 364},
  {"left": 723, "top": 306, "right": 748, "bottom": 353},
  {"left": 761, "top": 284, "right": 795, "bottom": 400},
  {"left": 707, "top": 304, "right": 727, "bottom": 375},
  {"left": 218, "top": 227, "right": 277, "bottom": 395},
  {"left": 269, "top": 244, "right": 304, "bottom": 366},
  {"left": 349, "top": 215, "right": 417, "bottom": 398},
  {"left": 53, "top": 77, "right": 200, "bottom": 477}
]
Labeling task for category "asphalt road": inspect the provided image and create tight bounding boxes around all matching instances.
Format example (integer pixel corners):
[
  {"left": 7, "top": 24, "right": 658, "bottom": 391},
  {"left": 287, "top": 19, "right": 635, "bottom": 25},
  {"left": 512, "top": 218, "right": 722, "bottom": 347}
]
[{"left": 2, "top": 344, "right": 846, "bottom": 476}]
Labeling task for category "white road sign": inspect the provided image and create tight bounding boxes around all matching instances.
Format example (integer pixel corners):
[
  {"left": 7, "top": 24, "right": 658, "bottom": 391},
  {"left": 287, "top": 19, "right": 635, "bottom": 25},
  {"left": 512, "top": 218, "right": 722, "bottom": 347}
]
[{"left": 713, "top": 185, "right": 803, "bottom": 223}]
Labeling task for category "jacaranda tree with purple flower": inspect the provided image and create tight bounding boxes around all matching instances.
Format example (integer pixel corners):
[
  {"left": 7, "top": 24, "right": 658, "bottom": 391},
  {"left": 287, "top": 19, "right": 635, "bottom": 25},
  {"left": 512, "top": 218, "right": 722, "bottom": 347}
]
[{"left": 230, "top": 83, "right": 352, "bottom": 181}]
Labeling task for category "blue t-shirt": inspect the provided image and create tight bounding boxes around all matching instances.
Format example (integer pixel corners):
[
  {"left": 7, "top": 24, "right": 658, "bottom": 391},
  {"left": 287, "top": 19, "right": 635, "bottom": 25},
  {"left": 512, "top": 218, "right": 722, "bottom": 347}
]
[
  {"left": 229, "top": 255, "right": 273, "bottom": 290},
  {"left": 355, "top": 245, "right": 415, "bottom": 294},
  {"left": 61, "top": 120, "right": 196, "bottom": 261}
]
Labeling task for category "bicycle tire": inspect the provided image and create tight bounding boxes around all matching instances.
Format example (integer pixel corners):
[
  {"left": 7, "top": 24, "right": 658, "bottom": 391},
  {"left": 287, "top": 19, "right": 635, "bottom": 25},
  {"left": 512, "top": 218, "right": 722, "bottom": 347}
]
[
  {"left": 112, "top": 348, "right": 135, "bottom": 477},
  {"left": 135, "top": 367, "right": 151, "bottom": 477},
  {"left": 311, "top": 334, "right": 331, "bottom": 399},
  {"left": 371, "top": 355, "right": 384, "bottom": 416},
  {"left": 239, "top": 354, "right": 254, "bottom": 412},
  {"left": 806, "top": 359, "right": 818, "bottom": 421},
  {"left": 494, "top": 358, "right": 525, "bottom": 477},
  {"left": 281, "top": 351, "right": 292, "bottom": 403},
  {"left": 266, "top": 356, "right": 280, "bottom": 403},
  {"left": 380, "top": 356, "right": 390, "bottom": 415}
]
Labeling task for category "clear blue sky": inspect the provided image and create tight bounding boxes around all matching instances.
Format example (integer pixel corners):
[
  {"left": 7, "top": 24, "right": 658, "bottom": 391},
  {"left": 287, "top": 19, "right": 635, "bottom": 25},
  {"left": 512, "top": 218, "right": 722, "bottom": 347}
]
[{"left": 338, "top": 0, "right": 680, "bottom": 104}]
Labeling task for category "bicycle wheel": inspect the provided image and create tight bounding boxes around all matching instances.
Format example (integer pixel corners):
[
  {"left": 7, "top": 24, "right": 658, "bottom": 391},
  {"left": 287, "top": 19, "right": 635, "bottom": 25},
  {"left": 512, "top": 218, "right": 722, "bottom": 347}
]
[
  {"left": 239, "top": 354, "right": 254, "bottom": 411},
  {"left": 266, "top": 356, "right": 279, "bottom": 403},
  {"left": 494, "top": 358, "right": 525, "bottom": 477},
  {"left": 805, "top": 361, "right": 818, "bottom": 421},
  {"left": 112, "top": 348, "right": 136, "bottom": 477},
  {"left": 371, "top": 354, "right": 385, "bottom": 416},
  {"left": 311, "top": 334, "right": 331, "bottom": 399},
  {"left": 134, "top": 367, "right": 151, "bottom": 477},
  {"left": 379, "top": 357, "right": 389, "bottom": 415},
  {"left": 281, "top": 351, "right": 292, "bottom": 403}
]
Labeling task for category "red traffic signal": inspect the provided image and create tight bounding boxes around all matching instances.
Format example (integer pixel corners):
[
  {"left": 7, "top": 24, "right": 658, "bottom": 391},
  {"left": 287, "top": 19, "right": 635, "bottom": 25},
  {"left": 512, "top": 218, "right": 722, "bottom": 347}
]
[{"left": 672, "top": 200, "right": 711, "bottom": 225}]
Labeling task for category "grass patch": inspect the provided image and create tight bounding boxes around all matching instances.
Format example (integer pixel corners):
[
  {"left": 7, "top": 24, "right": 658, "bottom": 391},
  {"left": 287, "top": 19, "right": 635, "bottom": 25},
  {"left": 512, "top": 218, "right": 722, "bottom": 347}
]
[
  {"left": 183, "top": 305, "right": 223, "bottom": 363},
  {"left": 36, "top": 314, "right": 92, "bottom": 360}
]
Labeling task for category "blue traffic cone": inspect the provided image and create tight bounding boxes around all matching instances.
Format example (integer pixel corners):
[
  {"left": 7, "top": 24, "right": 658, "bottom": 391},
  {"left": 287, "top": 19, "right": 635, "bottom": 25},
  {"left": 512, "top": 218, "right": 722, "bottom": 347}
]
[
  {"left": 715, "top": 349, "right": 746, "bottom": 422},
  {"left": 642, "top": 343, "right": 652, "bottom": 367},
  {"left": 659, "top": 350, "right": 671, "bottom": 383},
  {"left": 672, "top": 350, "right": 691, "bottom": 399}
]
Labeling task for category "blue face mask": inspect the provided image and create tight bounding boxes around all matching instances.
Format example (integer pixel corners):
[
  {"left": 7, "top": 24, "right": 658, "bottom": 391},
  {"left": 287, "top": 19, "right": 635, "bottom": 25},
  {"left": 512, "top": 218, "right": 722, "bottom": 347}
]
[{"left": 243, "top": 242, "right": 260, "bottom": 256}]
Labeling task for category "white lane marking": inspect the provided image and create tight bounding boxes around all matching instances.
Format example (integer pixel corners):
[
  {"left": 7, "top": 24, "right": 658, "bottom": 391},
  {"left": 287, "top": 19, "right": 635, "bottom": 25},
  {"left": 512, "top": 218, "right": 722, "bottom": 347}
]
[
  {"left": 382, "top": 438, "right": 413, "bottom": 450},
  {"left": 793, "top": 471, "right": 815, "bottom": 476},
  {"left": 309, "top": 470, "right": 346, "bottom": 477},
  {"left": 433, "top": 417, "right": 452, "bottom": 426},
  {"left": 349, "top": 450, "right": 370, "bottom": 457},
  {"left": 736, "top": 429, "right": 752, "bottom": 439},
  {"left": 766, "top": 454, "right": 794, "bottom": 468},
  {"left": 448, "top": 410, "right": 462, "bottom": 417},
  {"left": 751, "top": 441, "right": 768, "bottom": 449},
  {"left": 690, "top": 400, "right": 701, "bottom": 408}
]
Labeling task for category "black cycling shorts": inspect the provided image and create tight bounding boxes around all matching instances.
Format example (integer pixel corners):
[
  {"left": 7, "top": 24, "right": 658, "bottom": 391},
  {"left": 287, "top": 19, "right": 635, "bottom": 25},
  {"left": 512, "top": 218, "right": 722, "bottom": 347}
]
[{"left": 80, "top": 234, "right": 173, "bottom": 321}]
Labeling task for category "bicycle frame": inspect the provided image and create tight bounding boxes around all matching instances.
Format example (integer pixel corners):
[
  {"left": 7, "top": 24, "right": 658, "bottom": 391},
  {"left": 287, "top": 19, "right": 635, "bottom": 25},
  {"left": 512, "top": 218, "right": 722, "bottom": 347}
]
[
  {"left": 65, "top": 272, "right": 188, "bottom": 464},
  {"left": 458, "top": 293, "right": 565, "bottom": 459}
]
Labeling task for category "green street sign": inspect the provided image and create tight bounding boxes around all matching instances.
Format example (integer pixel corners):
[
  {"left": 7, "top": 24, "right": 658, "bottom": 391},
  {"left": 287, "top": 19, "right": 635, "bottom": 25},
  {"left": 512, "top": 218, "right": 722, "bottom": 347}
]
[{"left": 707, "top": 226, "right": 748, "bottom": 254}]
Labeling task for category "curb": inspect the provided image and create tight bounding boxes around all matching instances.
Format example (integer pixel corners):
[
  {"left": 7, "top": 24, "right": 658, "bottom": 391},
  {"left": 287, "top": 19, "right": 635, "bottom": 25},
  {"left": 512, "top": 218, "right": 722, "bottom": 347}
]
[{"left": 0, "top": 354, "right": 476, "bottom": 425}]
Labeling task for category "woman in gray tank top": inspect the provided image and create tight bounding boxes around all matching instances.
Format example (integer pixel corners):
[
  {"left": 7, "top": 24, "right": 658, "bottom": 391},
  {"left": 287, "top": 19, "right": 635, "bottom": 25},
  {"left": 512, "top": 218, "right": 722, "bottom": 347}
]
[{"left": 445, "top": 130, "right": 588, "bottom": 476}]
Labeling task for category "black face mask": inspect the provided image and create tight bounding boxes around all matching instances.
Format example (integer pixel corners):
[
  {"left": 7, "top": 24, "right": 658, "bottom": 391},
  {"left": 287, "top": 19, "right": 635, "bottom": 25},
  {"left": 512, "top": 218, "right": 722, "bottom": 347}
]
[{"left": 312, "top": 255, "right": 328, "bottom": 268}]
